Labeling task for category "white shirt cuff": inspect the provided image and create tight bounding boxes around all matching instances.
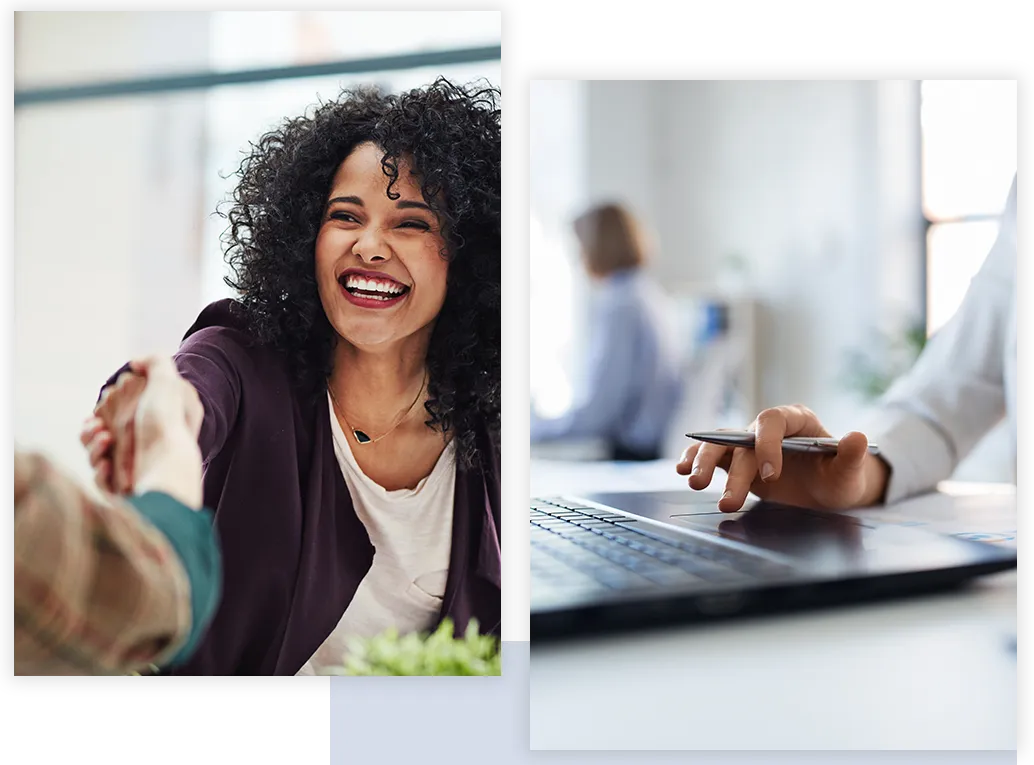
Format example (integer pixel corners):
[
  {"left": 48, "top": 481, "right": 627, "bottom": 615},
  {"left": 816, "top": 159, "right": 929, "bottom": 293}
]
[{"left": 859, "top": 404, "right": 956, "bottom": 504}]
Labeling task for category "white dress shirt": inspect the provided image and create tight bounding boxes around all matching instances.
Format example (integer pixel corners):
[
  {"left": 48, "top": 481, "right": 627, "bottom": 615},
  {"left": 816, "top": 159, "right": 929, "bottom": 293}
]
[{"left": 862, "top": 175, "right": 1017, "bottom": 503}]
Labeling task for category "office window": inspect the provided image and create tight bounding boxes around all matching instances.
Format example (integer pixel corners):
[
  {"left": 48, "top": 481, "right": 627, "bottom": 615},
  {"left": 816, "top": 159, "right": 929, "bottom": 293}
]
[
  {"left": 920, "top": 80, "right": 1016, "bottom": 335},
  {"left": 529, "top": 80, "right": 588, "bottom": 417},
  {"left": 210, "top": 11, "right": 500, "bottom": 70}
]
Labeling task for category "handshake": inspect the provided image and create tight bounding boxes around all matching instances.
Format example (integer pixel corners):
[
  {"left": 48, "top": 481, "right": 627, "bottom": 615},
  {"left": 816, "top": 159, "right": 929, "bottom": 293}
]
[{"left": 80, "top": 357, "right": 205, "bottom": 511}]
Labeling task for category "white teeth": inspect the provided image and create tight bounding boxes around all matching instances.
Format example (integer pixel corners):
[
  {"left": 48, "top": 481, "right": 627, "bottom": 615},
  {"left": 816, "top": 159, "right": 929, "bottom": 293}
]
[
  {"left": 343, "top": 274, "right": 406, "bottom": 296},
  {"left": 347, "top": 277, "right": 407, "bottom": 293}
]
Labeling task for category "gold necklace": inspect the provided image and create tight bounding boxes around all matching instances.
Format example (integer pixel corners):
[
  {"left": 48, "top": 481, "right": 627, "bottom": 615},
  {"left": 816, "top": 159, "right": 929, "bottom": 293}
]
[{"left": 327, "top": 372, "right": 427, "bottom": 445}]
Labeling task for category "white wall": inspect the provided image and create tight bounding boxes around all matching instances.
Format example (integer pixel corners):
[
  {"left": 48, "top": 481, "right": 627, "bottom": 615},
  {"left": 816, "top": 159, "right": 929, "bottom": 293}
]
[
  {"left": 580, "top": 79, "right": 1010, "bottom": 480},
  {"left": 14, "top": 13, "right": 211, "bottom": 485}
]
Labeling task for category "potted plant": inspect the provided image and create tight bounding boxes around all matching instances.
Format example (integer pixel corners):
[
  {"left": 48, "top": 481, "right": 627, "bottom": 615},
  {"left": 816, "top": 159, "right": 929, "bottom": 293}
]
[{"left": 841, "top": 318, "right": 927, "bottom": 400}]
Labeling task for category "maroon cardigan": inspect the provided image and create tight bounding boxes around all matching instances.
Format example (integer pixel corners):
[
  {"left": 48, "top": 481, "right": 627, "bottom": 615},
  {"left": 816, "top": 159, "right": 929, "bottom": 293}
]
[{"left": 105, "top": 299, "right": 501, "bottom": 675}]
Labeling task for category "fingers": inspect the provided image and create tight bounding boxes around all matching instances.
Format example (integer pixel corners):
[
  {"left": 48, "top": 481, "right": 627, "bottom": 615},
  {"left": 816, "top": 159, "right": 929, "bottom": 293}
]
[
  {"left": 86, "top": 430, "right": 113, "bottom": 467},
  {"left": 94, "top": 382, "right": 114, "bottom": 413},
  {"left": 752, "top": 409, "right": 788, "bottom": 483},
  {"left": 110, "top": 370, "right": 136, "bottom": 394},
  {"left": 753, "top": 404, "right": 830, "bottom": 483},
  {"left": 80, "top": 417, "right": 106, "bottom": 447},
  {"left": 676, "top": 443, "right": 698, "bottom": 475},
  {"left": 84, "top": 418, "right": 116, "bottom": 494},
  {"left": 94, "top": 459, "right": 113, "bottom": 494},
  {"left": 719, "top": 446, "right": 757, "bottom": 512},
  {"left": 128, "top": 356, "right": 156, "bottom": 375},
  {"left": 108, "top": 373, "right": 146, "bottom": 494},
  {"left": 686, "top": 442, "right": 731, "bottom": 490},
  {"left": 94, "top": 371, "right": 137, "bottom": 423},
  {"left": 113, "top": 412, "right": 136, "bottom": 494}
]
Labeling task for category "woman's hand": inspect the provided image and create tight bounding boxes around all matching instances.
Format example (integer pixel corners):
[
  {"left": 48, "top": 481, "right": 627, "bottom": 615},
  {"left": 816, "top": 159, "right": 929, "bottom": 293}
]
[{"left": 675, "top": 404, "right": 890, "bottom": 512}]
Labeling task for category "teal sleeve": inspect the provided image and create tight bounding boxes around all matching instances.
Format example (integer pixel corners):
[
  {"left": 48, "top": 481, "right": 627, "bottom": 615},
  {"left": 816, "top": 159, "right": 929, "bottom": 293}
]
[{"left": 127, "top": 492, "right": 221, "bottom": 667}]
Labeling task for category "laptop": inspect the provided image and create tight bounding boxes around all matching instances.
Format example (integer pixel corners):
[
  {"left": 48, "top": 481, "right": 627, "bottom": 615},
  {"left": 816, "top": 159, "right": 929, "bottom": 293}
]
[{"left": 530, "top": 490, "right": 1017, "bottom": 640}]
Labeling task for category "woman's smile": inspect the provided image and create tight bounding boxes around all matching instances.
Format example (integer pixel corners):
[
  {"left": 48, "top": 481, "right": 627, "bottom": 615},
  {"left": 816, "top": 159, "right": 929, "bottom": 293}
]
[{"left": 338, "top": 267, "right": 411, "bottom": 309}]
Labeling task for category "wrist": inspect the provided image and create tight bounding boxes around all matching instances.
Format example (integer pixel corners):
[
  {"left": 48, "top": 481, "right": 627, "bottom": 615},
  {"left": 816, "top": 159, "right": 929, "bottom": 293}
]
[
  {"left": 134, "top": 435, "right": 203, "bottom": 510},
  {"left": 858, "top": 454, "right": 891, "bottom": 507},
  {"left": 135, "top": 468, "right": 203, "bottom": 511}
]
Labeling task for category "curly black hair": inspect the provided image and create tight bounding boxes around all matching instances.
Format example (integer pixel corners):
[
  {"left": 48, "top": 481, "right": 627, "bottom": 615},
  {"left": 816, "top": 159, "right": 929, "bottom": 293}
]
[{"left": 221, "top": 77, "right": 500, "bottom": 468}]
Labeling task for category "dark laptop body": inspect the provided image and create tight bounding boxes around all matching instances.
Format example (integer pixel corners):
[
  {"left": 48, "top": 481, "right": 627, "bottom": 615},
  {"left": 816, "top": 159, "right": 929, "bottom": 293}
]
[{"left": 531, "top": 490, "right": 1017, "bottom": 640}]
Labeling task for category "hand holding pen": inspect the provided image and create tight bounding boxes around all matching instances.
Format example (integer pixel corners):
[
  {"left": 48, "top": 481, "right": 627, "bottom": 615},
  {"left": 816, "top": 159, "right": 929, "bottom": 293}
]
[{"left": 675, "top": 404, "right": 891, "bottom": 513}]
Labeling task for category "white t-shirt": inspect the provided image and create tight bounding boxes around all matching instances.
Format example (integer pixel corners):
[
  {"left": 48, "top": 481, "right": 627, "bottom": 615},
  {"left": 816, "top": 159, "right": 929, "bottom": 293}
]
[{"left": 297, "top": 393, "right": 456, "bottom": 675}]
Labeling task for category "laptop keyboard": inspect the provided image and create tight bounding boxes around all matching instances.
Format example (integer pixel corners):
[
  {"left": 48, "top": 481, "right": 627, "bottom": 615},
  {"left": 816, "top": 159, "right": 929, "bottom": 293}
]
[{"left": 531, "top": 497, "right": 796, "bottom": 599}]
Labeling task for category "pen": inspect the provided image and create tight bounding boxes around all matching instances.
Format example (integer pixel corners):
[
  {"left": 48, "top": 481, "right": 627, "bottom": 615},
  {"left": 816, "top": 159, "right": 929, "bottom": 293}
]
[{"left": 686, "top": 430, "right": 881, "bottom": 456}]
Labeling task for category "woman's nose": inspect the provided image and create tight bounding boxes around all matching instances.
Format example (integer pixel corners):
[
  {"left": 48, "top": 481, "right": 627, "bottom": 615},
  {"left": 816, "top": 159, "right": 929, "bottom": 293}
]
[{"left": 353, "top": 227, "right": 391, "bottom": 262}]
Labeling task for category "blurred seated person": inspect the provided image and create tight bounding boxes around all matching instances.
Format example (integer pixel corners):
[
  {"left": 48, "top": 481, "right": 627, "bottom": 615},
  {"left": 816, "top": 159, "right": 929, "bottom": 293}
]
[{"left": 532, "top": 202, "right": 682, "bottom": 461}]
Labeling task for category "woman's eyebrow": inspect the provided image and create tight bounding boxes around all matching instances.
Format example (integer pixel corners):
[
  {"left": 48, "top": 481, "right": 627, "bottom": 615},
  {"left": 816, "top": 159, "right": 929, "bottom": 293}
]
[
  {"left": 322, "top": 194, "right": 428, "bottom": 211},
  {"left": 396, "top": 199, "right": 432, "bottom": 212},
  {"left": 327, "top": 195, "right": 363, "bottom": 207}
]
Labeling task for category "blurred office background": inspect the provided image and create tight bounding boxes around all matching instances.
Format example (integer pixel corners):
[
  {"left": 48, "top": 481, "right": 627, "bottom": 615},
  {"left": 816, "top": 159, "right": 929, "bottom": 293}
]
[
  {"left": 14, "top": 11, "right": 500, "bottom": 484},
  {"left": 530, "top": 80, "right": 1016, "bottom": 481}
]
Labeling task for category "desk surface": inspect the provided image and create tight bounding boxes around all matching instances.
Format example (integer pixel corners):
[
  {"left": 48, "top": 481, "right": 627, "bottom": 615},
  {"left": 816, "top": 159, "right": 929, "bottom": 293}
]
[{"left": 529, "top": 459, "right": 1017, "bottom": 750}]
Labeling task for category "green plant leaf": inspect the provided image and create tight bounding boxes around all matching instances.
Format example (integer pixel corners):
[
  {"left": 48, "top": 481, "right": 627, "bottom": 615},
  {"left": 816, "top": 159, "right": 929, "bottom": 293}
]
[{"left": 322, "top": 619, "right": 502, "bottom": 677}]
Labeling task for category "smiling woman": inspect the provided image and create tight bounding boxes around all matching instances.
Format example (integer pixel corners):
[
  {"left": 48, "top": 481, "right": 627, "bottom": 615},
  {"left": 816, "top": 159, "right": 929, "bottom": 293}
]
[
  {"left": 82, "top": 78, "right": 501, "bottom": 675},
  {"left": 317, "top": 143, "right": 450, "bottom": 351}
]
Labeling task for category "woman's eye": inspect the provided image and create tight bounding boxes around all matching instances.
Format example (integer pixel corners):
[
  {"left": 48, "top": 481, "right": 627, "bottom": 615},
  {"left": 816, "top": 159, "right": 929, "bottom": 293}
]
[
  {"left": 398, "top": 220, "right": 431, "bottom": 231},
  {"left": 330, "top": 212, "right": 359, "bottom": 224}
]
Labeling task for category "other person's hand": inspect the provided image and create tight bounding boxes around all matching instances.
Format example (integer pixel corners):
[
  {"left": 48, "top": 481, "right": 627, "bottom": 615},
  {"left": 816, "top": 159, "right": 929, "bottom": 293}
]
[{"left": 129, "top": 356, "right": 204, "bottom": 509}]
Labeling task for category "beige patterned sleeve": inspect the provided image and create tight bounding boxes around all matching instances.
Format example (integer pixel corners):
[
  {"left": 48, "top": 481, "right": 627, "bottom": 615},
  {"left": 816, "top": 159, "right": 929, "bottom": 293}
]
[{"left": 14, "top": 451, "right": 192, "bottom": 675}]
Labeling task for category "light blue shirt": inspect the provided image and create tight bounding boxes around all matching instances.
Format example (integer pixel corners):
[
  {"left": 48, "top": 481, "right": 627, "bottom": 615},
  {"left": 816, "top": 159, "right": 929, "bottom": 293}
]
[{"left": 532, "top": 268, "right": 683, "bottom": 454}]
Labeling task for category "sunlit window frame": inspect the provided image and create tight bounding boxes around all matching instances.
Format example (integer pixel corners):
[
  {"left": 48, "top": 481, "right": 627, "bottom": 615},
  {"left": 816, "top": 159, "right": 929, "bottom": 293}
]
[
  {"left": 918, "top": 80, "right": 1010, "bottom": 337},
  {"left": 921, "top": 211, "right": 1002, "bottom": 337}
]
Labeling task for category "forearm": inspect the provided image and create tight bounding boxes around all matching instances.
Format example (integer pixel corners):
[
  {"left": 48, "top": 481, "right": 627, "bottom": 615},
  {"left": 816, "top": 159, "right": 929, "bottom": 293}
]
[
  {"left": 127, "top": 492, "right": 220, "bottom": 669},
  {"left": 14, "top": 453, "right": 195, "bottom": 675},
  {"left": 98, "top": 341, "right": 241, "bottom": 464}
]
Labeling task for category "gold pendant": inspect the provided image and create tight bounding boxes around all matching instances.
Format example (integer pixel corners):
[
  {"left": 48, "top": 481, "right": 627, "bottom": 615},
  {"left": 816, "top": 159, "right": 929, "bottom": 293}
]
[{"left": 352, "top": 429, "right": 372, "bottom": 444}]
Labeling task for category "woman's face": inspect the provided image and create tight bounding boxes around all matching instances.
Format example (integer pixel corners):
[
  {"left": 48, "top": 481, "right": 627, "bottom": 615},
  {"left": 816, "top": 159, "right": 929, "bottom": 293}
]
[{"left": 315, "top": 142, "right": 449, "bottom": 352}]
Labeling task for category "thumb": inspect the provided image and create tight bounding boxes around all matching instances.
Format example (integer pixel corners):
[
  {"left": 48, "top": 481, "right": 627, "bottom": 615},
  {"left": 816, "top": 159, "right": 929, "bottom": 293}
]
[
  {"left": 827, "top": 431, "right": 870, "bottom": 479},
  {"left": 129, "top": 355, "right": 177, "bottom": 379}
]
